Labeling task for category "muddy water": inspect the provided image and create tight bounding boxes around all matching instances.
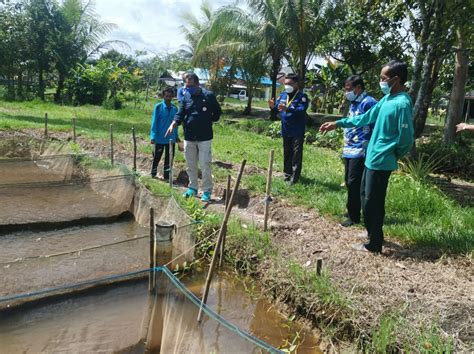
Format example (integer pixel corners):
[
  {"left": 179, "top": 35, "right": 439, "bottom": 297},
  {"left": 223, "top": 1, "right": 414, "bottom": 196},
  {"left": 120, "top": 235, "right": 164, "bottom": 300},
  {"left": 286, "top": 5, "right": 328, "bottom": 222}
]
[
  {"left": 0, "top": 221, "right": 149, "bottom": 298},
  {"left": 0, "top": 270, "right": 321, "bottom": 354}
]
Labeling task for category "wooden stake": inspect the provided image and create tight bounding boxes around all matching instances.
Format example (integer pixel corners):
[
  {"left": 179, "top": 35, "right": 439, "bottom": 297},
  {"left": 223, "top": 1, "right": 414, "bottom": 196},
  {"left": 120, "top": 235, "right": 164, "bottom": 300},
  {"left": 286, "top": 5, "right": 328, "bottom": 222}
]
[
  {"left": 44, "top": 113, "right": 48, "bottom": 137},
  {"left": 263, "top": 150, "right": 274, "bottom": 231},
  {"left": 132, "top": 127, "right": 137, "bottom": 172},
  {"left": 169, "top": 139, "right": 174, "bottom": 188},
  {"left": 149, "top": 207, "right": 155, "bottom": 293},
  {"left": 316, "top": 258, "right": 323, "bottom": 276},
  {"left": 109, "top": 124, "right": 114, "bottom": 166},
  {"left": 219, "top": 174, "right": 232, "bottom": 267},
  {"left": 72, "top": 117, "right": 76, "bottom": 143},
  {"left": 198, "top": 160, "right": 246, "bottom": 322}
]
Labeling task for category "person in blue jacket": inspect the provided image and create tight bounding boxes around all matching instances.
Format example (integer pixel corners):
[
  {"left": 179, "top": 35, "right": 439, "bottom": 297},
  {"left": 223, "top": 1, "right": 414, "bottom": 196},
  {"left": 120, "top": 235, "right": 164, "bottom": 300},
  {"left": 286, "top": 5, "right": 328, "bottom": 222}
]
[
  {"left": 268, "top": 73, "right": 309, "bottom": 184},
  {"left": 340, "top": 75, "right": 377, "bottom": 227},
  {"left": 150, "top": 87, "right": 178, "bottom": 180},
  {"left": 166, "top": 73, "right": 221, "bottom": 202}
]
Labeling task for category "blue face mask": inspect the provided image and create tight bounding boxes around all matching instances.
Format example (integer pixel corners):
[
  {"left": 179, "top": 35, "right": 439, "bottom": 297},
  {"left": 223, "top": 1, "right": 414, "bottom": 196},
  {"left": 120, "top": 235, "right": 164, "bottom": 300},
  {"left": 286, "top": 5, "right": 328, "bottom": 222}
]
[
  {"left": 345, "top": 90, "right": 357, "bottom": 101},
  {"left": 187, "top": 86, "right": 198, "bottom": 95}
]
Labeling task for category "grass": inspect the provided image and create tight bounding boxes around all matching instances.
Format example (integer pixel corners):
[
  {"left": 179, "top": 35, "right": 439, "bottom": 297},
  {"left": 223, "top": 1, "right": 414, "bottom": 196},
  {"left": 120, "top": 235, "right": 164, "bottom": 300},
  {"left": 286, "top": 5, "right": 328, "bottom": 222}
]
[{"left": 0, "top": 99, "right": 472, "bottom": 254}]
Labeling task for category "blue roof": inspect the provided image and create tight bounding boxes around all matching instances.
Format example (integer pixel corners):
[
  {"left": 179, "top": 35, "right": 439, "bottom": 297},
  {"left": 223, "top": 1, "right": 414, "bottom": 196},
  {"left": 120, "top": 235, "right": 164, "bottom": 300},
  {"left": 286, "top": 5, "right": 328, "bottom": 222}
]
[{"left": 193, "top": 67, "right": 274, "bottom": 86}]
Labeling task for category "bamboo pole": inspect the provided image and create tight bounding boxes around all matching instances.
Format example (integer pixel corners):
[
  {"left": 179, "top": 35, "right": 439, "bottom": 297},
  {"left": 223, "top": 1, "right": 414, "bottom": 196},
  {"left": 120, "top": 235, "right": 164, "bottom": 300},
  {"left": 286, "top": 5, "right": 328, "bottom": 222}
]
[
  {"left": 132, "top": 127, "right": 137, "bottom": 172},
  {"left": 316, "top": 258, "right": 323, "bottom": 276},
  {"left": 219, "top": 174, "right": 232, "bottom": 267},
  {"left": 263, "top": 150, "right": 274, "bottom": 231},
  {"left": 198, "top": 160, "right": 246, "bottom": 322},
  {"left": 72, "top": 117, "right": 76, "bottom": 143},
  {"left": 149, "top": 207, "right": 155, "bottom": 293},
  {"left": 44, "top": 113, "right": 48, "bottom": 137},
  {"left": 109, "top": 124, "right": 114, "bottom": 166},
  {"left": 168, "top": 139, "right": 174, "bottom": 188}
]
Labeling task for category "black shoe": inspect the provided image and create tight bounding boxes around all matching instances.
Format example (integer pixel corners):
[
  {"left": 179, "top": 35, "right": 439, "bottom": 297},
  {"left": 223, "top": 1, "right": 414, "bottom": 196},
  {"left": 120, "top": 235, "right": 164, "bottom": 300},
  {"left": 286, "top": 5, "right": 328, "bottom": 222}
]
[{"left": 340, "top": 218, "right": 359, "bottom": 227}]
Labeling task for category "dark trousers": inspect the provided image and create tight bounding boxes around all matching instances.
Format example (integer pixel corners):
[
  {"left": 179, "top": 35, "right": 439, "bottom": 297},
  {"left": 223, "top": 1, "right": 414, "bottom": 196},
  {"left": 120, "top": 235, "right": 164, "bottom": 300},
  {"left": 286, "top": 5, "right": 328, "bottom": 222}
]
[
  {"left": 151, "top": 143, "right": 175, "bottom": 179},
  {"left": 344, "top": 157, "right": 365, "bottom": 223},
  {"left": 283, "top": 136, "right": 304, "bottom": 183},
  {"left": 361, "top": 168, "right": 392, "bottom": 252}
]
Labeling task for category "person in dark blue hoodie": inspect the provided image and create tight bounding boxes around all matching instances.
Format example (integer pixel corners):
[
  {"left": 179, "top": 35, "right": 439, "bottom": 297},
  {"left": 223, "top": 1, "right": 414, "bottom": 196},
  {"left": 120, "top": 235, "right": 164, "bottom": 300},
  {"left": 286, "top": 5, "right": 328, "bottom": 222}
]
[
  {"left": 150, "top": 87, "right": 178, "bottom": 180},
  {"left": 268, "top": 73, "right": 309, "bottom": 184},
  {"left": 166, "top": 73, "right": 221, "bottom": 202}
]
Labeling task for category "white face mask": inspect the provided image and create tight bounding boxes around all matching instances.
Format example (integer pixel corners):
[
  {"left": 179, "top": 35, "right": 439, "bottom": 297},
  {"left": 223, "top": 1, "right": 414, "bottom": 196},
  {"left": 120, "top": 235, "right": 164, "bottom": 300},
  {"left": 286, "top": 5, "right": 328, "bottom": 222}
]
[
  {"left": 379, "top": 82, "right": 391, "bottom": 95},
  {"left": 284, "top": 85, "right": 295, "bottom": 93}
]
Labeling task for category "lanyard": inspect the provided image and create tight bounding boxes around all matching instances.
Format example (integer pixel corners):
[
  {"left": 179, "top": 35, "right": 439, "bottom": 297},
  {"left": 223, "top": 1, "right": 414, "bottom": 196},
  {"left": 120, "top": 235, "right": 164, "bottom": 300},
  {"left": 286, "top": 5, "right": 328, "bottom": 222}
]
[{"left": 286, "top": 90, "right": 299, "bottom": 107}]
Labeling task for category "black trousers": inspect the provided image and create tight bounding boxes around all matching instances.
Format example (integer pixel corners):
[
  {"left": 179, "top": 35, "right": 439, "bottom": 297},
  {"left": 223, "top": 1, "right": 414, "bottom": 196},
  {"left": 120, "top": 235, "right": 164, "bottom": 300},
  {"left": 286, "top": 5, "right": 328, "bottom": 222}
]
[
  {"left": 283, "top": 136, "right": 304, "bottom": 183},
  {"left": 151, "top": 143, "right": 175, "bottom": 179},
  {"left": 361, "top": 168, "right": 392, "bottom": 252},
  {"left": 344, "top": 157, "right": 365, "bottom": 223}
]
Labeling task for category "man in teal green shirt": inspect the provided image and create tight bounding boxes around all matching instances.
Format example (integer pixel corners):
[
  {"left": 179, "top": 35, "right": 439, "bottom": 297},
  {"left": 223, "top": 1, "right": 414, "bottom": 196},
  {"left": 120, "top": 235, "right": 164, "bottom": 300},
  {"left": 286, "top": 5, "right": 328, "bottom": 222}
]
[{"left": 320, "top": 60, "right": 414, "bottom": 253}]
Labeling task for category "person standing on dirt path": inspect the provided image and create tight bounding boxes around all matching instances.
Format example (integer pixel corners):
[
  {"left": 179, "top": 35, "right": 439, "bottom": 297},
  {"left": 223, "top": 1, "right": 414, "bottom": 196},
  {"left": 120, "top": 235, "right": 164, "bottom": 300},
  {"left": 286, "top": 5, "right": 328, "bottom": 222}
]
[
  {"left": 268, "top": 73, "right": 309, "bottom": 185},
  {"left": 150, "top": 87, "right": 178, "bottom": 180},
  {"left": 320, "top": 60, "right": 414, "bottom": 253},
  {"left": 340, "top": 76, "right": 377, "bottom": 228},
  {"left": 165, "top": 73, "right": 221, "bottom": 202}
]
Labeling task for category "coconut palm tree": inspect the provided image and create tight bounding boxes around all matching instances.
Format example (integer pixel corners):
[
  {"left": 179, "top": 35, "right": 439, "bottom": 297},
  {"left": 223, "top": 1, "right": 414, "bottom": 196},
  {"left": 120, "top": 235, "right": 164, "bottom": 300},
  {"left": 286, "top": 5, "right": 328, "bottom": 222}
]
[{"left": 194, "top": 5, "right": 270, "bottom": 114}]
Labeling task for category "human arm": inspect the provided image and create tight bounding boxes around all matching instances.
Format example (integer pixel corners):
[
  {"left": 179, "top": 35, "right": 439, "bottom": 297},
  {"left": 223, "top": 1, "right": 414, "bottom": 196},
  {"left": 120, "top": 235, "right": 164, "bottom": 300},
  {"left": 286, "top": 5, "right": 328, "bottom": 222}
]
[
  {"left": 209, "top": 93, "right": 221, "bottom": 122},
  {"left": 166, "top": 101, "right": 184, "bottom": 137},
  {"left": 336, "top": 99, "right": 383, "bottom": 128},
  {"left": 285, "top": 93, "right": 309, "bottom": 113},
  {"left": 395, "top": 104, "right": 415, "bottom": 159},
  {"left": 456, "top": 123, "right": 474, "bottom": 132},
  {"left": 150, "top": 105, "right": 160, "bottom": 143}
]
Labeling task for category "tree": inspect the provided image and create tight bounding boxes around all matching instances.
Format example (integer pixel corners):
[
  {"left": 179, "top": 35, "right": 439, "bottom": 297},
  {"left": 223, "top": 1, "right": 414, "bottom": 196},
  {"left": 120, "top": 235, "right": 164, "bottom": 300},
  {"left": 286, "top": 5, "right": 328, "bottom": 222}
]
[
  {"left": 195, "top": 5, "right": 270, "bottom": 114},
  {"left": 51, "top": 0, "right": 119, "bottom": 103},
  {"left": 282, "top": 0, "right": 333, "bottom": 87},
  {"left": 25, "top": 0, "right": 56, "bottom": 100}
]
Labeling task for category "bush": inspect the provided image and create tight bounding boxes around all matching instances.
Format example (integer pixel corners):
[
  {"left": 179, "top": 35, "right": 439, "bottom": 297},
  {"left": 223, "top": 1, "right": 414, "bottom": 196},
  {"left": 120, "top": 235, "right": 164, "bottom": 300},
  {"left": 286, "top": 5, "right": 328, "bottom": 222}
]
[
  {"left": 311, "top": 129, "right": 343, "bottom": 150},
  {"left": 417, "top": 131, "right": 474, "bottom": 180},
  {"left": 265, "top": 121, "right": 281, "bottom": 138},
  {"left": 103, "top": 94, "right": 125, "bottom": 110}
]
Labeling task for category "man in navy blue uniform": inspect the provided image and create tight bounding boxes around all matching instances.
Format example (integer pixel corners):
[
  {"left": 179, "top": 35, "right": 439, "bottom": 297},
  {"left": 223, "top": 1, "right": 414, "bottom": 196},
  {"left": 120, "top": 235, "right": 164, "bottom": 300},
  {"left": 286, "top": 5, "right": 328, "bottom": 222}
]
[
  {"left": 166, "top": 73, "right": 221, "bottom": 202},
  {"left": 268, "top": 73, "right": 309, "bottom": 184},
  {"left": 340, "top": 75, "right": 377, "bottom": 227}
]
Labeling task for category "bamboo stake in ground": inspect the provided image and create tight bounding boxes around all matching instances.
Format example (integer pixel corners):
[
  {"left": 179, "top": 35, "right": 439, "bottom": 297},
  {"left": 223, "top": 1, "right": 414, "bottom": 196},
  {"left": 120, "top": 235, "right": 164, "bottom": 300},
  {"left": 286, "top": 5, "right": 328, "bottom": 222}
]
[
  {"left": 72, "top": 117, "right": 76, "bottom": 143},
  {"left": 219, "top": 174, "right": 232, "bottom": 267},
  {"left": 44, "top": 113, "right": 48, "bottom": 137},
  {"left": 264, "top": 150, "right": 274, "bottom": 231},
  {"left": 109, "top": 124, "right": 114, "bottom": 166},
  {"left": 316, "top": 258, "right": 323, "bottom": 276},
  {"left": 168, "top": 139, "right": 174, "bottom": 188},
  {"left": 149, "top": 207, "right": 155, "bottom": 293},
  {"left": 132, "top": 127, "right": 137, "bottom": 172},
  {"left": 198, "top": 160, "right": 246, "bottom": 322}
]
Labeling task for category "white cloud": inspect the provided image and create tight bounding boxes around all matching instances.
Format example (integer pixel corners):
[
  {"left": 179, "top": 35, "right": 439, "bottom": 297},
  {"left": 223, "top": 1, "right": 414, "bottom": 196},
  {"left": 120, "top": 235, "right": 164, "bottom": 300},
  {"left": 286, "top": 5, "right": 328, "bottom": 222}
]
[{"left": 94, "top": 0, "right": 234, "bottom": 55}]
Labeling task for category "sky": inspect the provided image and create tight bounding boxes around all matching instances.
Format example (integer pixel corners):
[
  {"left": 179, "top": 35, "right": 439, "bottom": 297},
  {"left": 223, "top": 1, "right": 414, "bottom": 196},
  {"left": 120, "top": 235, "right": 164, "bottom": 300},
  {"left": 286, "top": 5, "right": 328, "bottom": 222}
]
[{"left": 94, "top": 0, "right": 236, "bottom": 56}]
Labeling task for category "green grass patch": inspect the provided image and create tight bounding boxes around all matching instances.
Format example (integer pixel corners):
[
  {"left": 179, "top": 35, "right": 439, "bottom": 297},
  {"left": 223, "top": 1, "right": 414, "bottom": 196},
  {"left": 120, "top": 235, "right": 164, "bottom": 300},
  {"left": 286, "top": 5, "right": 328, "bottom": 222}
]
[{"left": 1, "top": 99, "right": 472, "bottom": 254}]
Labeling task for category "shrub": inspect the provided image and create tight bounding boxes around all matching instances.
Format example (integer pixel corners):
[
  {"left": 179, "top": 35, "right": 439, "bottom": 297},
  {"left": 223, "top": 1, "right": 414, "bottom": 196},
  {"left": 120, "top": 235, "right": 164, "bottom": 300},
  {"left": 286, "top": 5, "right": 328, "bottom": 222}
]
[{"left": 265, "top": 121, "right": 281, "bottom": 138}]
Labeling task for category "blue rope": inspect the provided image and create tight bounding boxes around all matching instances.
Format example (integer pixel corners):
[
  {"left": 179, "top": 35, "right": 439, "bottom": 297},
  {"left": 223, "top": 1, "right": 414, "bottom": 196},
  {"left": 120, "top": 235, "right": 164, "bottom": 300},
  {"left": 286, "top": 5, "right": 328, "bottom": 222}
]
[
  {"left": 157, "top": 266, "right": 284, "bottom": 354},
  {"left": 0, "top": 266, "right": 283, "bottom": 353}
]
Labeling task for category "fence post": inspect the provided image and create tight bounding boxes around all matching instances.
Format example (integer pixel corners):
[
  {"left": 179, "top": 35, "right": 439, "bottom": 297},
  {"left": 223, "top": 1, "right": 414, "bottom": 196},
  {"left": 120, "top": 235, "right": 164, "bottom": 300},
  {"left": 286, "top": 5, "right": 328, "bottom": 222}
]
[
  {"left": 219, "top": 174, "right": 232, "bottom": 267},
  {"left": 264, "top": 150, "right": 274, "bottom": 231},
  {"left": 169, "top": 139, "right": 174, "bottom": 188},
  {"left": 109, "top": 124, "right": 114, "bottom": 166},
  {"left": 72, "top": 117, "right": 76, "bottom": 143},
  {"left": 132, "top": 127, "right": 137, "bottom": 172},
  {"left": 198, "top": 160, "right": 246, "bottom": 322},
  {"left": 44, "top": 113, "right": 48, "bottom": 137},
  {"left": 149, "top": 207, "right": 155, "bottom": 293}
]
